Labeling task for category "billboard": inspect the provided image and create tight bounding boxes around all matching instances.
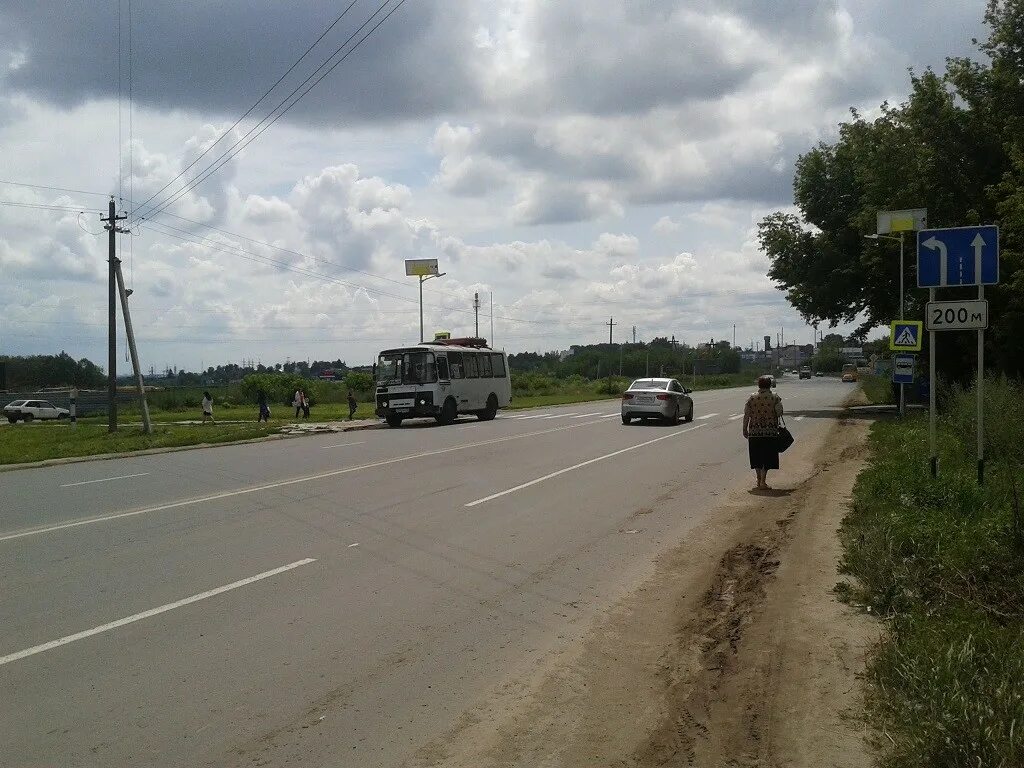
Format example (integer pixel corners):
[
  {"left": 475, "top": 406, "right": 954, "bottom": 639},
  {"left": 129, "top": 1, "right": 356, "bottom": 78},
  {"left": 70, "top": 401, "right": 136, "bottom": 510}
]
[
  {"left": 405, "top": 258, "right": 439, "bottom": 277},
  {"left": 876, "top": 208, "right": 927, "bottom": 234}
]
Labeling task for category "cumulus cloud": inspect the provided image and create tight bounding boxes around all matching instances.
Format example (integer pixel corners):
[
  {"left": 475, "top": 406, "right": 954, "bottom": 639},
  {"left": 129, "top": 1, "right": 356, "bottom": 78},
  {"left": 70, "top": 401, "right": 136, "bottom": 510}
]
[{"left": 0, "top": 0, "right": 991, "bottom": 365}]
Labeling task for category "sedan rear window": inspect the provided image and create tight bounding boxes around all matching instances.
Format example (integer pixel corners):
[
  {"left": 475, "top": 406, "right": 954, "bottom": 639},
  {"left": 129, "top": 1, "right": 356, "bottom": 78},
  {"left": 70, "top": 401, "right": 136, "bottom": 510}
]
[{"left": 630, "top": 380, "right": 668, "bottom": 390}]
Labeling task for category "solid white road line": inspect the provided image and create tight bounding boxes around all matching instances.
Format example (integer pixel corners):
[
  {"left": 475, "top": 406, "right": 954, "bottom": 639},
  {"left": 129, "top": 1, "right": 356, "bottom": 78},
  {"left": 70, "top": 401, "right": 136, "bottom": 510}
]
[
  {"left": 599, "top": 413, "right": 620, "bottom": 418},
  {"left": 60, "top": 472, "right": 150, "bottom": 488},
  {"left": 794, "top": 416, "right": 805, "bottom": 421},
  {"left": 542, "top": 413, "right": 577, "bottom": 419},
  {"left": 570, "top": 412, "right": 602, "bottom": 418},
  {"left": 696, "top": 413, "right": 720, "bottom": 420},
  {"left": 319, "top": 441, "right": 366, "bottom": 450},
  {"left": 0, "top": 558, "right": 317, "bottom": 667},
  {"left": 465, "top": 424, "right": 704, "bottom": 507},
  {"left": 728, "top": 414, "right": 743, "bottom": 421},
  {"left": 0, "top": 419, "right": 605, "bottom": 543}
]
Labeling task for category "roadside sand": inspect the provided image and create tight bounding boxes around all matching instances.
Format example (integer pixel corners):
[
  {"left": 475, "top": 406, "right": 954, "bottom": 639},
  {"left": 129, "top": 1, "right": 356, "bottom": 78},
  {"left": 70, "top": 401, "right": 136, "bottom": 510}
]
[{"left": 408, "top": 416, "right": 877, "bottom": 767}]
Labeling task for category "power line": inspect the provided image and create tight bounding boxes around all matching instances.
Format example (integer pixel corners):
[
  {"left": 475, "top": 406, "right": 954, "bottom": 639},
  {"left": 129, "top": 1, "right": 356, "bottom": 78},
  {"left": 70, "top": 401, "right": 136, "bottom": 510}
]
[
  {"left": 138, "top": 0, "right": 409, "bottom": 222},
  {"left": 129, "top": 0, "right": 363, "bottom": 221},
  {"left": 0, "top": 180, "right": 110, "bottom": 197},
  {"left": 0, "top": 200, "right": 105, "bottom": 213}
]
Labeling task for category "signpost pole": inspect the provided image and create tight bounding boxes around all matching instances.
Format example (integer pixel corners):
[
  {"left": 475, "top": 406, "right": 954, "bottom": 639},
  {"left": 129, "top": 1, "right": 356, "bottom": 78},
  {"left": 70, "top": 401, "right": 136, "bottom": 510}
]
[
  {"left": 929, "top": 287, "right": 937, "bottom": 477},
  {"left": 899, "top": 232, "right": 906, "bottom": 417},
  {"left": 419, "top": 275, "right": 424, "bottom": 344},
  {"left": 978, "top": 284, "right": 985, "bottom": 485}
]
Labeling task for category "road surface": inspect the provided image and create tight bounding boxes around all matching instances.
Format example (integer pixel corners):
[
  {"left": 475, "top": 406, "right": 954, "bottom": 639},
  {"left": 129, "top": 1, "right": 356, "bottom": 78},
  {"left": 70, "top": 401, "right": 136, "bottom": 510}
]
[{"left": 0, "top": 378, "right": 849, "bottom": 767}]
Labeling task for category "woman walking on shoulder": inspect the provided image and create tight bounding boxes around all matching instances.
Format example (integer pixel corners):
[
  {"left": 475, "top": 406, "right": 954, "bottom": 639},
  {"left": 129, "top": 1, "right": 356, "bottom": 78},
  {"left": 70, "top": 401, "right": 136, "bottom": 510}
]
[
  {"left": 201, "top": 391, "right": 215, "bottom": 424},
  {"left": 743, "top": 375, "right": 783, "bottom": 490}
]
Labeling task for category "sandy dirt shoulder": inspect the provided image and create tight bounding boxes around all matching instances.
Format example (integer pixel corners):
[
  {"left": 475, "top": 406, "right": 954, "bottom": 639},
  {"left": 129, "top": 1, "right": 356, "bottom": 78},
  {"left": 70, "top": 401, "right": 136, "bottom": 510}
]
[{"left": 407, "top": 415, "right": 878, "bottom": 768}]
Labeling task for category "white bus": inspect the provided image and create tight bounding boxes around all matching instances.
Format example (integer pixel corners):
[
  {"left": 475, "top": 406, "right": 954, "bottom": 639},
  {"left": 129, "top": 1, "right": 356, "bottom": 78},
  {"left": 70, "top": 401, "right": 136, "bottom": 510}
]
[{"left": 374, "top": 338, "right": 512, "bottom": 427}]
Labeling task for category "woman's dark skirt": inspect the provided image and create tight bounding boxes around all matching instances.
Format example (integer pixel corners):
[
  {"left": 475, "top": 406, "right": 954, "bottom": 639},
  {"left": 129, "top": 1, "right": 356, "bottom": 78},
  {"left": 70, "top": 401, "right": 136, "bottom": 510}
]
[{"left": 748, "top": 435, "right": 779, "bottom": 470}]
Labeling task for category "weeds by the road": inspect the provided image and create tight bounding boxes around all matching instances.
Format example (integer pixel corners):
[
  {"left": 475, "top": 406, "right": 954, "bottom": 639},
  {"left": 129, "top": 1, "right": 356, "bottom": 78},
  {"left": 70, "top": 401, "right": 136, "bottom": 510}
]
[
  {"left": 839, "top": 378, "right": 1024, "bottom": 767},
  {"left": 859, "top": 373, "right": 895, "bottom": 405},
  {"left": 0, "top": 421, "right": 282, "bottom": 465}
]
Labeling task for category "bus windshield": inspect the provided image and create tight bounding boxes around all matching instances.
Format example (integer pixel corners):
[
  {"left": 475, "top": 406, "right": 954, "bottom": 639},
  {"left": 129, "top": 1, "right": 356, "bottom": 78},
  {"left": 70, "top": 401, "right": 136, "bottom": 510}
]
[{"left": 377, "top": 351, "right": 437, "bottom": 385}]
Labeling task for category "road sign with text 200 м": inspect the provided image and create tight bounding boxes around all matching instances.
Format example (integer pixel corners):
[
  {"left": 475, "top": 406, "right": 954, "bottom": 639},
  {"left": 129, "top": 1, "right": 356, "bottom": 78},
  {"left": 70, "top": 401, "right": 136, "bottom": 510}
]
[{"left": 917, "top": 225, "right": 999, "bottom": 287}]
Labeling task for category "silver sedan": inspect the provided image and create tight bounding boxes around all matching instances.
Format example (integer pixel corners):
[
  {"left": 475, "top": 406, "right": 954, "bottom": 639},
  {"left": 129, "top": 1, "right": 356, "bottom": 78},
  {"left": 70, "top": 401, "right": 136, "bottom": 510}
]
[{"left": 621, "top": 378, "right": 694, "bottom": 425}]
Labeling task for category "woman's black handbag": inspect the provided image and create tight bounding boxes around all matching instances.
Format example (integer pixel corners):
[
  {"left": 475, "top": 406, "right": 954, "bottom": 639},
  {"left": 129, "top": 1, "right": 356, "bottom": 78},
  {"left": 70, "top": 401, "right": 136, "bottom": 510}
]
[{"left": 776, "top": 416, "right": 794, "bottom": 453}]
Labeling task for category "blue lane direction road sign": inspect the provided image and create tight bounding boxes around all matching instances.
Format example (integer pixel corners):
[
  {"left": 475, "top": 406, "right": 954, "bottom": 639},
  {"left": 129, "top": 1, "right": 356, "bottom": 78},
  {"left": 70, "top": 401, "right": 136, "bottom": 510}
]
[
  {"left": 893, "top": 354, "right": 916, "bottom": 384},
  {"left": 917, "top": 225, "right": 998, "bottom": 287}
]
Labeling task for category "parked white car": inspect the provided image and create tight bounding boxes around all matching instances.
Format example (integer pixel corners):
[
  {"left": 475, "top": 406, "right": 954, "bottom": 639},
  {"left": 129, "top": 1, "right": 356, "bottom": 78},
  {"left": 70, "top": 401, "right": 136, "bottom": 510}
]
[{"left": 3, "top": 400, "right": 70, "bottom": 423}]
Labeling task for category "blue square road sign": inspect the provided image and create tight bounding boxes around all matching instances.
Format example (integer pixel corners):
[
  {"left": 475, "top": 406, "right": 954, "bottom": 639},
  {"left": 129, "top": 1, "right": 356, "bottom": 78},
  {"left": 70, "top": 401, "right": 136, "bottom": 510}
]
[
  {"left": 890, "top": 321, "right": 923, "bottom": 351},
  {"left": 893, "top": 353, "right": 916, "bottom": 384},
  {"left": 917, "top": 225, "right": 999, "bottom": 287}
]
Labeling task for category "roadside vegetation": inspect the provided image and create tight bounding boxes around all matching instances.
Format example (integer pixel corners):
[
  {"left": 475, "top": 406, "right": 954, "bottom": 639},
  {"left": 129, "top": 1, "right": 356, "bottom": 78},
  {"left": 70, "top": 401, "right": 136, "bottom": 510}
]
[
  {"left": 0, "top": 421, "right": 283, "bottom": 466},
  {"left": 858, "top": 373, "right": 896, "bottom": 405},
  {"left": 838, "top": 378, "right": 1024, "bottom": 767}
]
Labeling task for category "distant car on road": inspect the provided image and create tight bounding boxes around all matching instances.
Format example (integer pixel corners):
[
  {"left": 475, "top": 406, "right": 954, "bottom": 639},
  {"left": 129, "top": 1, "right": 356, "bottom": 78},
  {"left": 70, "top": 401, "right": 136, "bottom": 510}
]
[
  {"left": 815, "top": 371, "right": 825, "bottom": 377},
  {"left": 4, "top": 399, "right": 70, "bottom": 423},
  {"left": 799, "top": 367, "right": 812, "bottom": 379},
  {"left": 621, "top": 378, "right": 693, "bottom": 425}
]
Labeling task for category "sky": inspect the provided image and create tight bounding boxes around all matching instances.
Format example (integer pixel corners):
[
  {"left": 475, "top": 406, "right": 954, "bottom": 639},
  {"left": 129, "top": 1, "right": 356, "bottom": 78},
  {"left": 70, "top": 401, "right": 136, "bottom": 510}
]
[{"left": 0, "top": 0, "right": 990, "bottom": 372}]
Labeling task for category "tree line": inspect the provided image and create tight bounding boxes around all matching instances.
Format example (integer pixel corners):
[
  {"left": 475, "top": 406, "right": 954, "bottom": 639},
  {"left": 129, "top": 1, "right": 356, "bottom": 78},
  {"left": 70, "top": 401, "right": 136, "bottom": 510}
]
[{"left": 759, "top": 0, "right": 1024, "bottom": 379}]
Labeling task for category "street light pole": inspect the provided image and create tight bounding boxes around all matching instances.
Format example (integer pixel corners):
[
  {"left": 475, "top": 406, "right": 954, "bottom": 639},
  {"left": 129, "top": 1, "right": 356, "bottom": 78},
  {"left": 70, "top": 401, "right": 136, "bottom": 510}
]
[
  {"left": 866, "top": 232, "right": 907, "bottom": 416},
  {"left": 418, "top": 272, "right": 446, "bottom": 343}
]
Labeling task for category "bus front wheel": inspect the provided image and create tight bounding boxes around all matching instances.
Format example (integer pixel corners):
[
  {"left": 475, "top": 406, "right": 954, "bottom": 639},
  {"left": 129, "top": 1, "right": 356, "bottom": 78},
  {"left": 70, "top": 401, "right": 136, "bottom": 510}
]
[
  {"left": 385, "top": 414, "right": 403, "bottom": 428},
  {"left": 436, "top": 397, "right": 457, "bottom": 425}
]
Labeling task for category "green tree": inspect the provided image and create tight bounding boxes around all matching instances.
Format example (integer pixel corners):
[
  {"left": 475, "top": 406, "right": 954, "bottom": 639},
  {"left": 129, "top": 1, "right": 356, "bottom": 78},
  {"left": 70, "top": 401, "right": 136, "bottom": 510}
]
[{"left": 759, "top": 0, "right": 1024, "bottom": 377}]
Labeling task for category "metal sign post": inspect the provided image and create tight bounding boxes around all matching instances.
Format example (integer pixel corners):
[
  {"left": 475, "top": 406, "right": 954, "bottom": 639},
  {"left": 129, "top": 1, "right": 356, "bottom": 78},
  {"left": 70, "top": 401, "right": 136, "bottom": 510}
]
[
  {"left": 917, "top": 225, "right": 998, "bottom": 483},
  {"left": 978, "top": 284, "right": 985, "bottom": 485},
  {"left": 929, "top": 288, "right": 937, "bottom": 477}
]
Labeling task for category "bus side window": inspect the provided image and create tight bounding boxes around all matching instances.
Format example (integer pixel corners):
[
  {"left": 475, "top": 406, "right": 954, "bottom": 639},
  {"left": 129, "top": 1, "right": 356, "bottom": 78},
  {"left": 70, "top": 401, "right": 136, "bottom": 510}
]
[
  {"left": 448, "top": 351, "right": 464, "bottom": 379},
  {"left": 491, "top": 353, "right": 506, "bottom": 377},
  {"left": 436, "top": 356, "right": 450, "bottom": 380},
  {"left": 465, "top": 353, "right": 479, "bottom": 378},
  {"left": 480, "top": 353, "right": 492, "bottom": 378}
]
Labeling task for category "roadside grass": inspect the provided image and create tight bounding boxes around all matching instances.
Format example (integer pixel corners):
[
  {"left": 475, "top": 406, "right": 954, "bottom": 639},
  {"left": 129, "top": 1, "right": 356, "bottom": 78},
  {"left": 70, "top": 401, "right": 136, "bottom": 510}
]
[
  {"left": 0, "top": 421, "right": 283, "bottom": 465},
  {"left": 838, "top": 378, "right": 1024, "bottom": 767},
  {"left": 859, "top": 373, "right": 895, "bottom": 405}
]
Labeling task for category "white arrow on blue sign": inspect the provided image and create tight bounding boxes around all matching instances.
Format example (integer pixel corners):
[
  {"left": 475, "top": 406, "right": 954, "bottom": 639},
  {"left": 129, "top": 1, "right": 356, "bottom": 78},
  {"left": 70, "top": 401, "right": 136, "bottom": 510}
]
[{"left": 917, "top": 225, "right": 998, "bottom": 287}]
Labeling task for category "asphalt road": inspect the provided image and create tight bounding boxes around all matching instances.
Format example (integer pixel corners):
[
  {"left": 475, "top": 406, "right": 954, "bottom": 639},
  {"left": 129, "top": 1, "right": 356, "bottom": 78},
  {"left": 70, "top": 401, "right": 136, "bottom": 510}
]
[{"left": 0, "top": 378, "right": 850, "bottom": 768}]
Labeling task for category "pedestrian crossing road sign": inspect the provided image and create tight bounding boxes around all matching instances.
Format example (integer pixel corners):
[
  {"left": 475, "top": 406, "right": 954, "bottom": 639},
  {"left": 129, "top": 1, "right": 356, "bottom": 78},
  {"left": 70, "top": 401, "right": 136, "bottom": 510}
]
[{"left": 890, "top": 321, "right": 923, "bottom": 351}]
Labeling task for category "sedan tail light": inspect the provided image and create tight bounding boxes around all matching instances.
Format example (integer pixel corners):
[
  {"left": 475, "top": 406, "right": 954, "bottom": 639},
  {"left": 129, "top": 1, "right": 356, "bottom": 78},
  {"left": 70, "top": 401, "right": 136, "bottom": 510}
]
[
  {"left": 622, "top": 393, "right": 634, "bottom": 400},
  {"left": 656, "top": 394, "right": 671, "bottom": 400}
]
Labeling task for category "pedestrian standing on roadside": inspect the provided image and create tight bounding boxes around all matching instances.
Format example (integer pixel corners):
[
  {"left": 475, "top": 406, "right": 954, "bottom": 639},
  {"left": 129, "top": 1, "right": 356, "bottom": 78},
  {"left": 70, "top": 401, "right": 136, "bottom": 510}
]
[
  {"left": 293, "top": 389, "right": 303, "bottom": 419},
  {"left": 742, "top": 375, "right": 783, "bottom": 490},
  {"left": 202, "top": 391, "right": 215, "bottom": 424},
  {"left": 347, "top": 390, "right": 357, "bottom": 421},
  {"left": 257, "top": 390, "right": 270, "bottom": 422},
  {"left": 302, "top": 391, "right": 311, "bottom": 420}
]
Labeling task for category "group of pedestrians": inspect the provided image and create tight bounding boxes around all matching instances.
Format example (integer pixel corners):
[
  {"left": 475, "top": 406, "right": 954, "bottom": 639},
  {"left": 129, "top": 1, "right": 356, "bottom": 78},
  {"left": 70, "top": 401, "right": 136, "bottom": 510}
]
[{"left": 200, "top": 389, "right": 360, "bottom": 424}]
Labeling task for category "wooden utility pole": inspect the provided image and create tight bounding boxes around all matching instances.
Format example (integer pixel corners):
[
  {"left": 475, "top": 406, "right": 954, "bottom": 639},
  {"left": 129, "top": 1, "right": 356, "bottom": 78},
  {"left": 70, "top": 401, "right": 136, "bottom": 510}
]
[
  {"left": 607, "top": 317, "right": 616, "bottom": 345},
  {"left": 101, "top": 197, "right": 127, "bottom": 432}
]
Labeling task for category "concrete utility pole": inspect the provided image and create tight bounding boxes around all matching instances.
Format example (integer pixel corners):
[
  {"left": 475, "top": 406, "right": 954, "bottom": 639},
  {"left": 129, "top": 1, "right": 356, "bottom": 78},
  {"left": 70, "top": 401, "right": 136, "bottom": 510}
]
[
  {"left": 114, "top": 259, "right": 152, "bottom": 434},
  {"left": 473, "top": 292, "right": 480, "bottom": 337},
  {"left": 101, "top": 197, "right": 127, "bottom": 433}
]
